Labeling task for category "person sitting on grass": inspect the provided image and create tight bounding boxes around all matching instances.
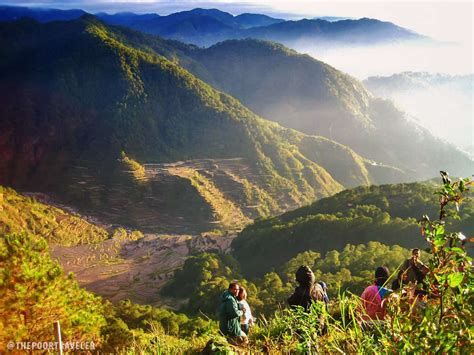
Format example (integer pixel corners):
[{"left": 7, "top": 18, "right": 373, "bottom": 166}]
[
  {"left": 219, "top": 282, "right": 248, "bottom": 347},
  {"left": 360, "top": 266, "right": 392, "bottom": 321},
  {"left": 237, "top": 287, "right": 254, "bottom": 335},
  {"left": 401, "top": 248, "right": 429, "bottom": 285},
  {"left": 288, "top": 265, "right": 325, "bottom": 311}
]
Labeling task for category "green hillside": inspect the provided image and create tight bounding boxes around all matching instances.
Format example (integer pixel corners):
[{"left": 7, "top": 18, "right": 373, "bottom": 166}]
[
  {"left": 0, "top": 232, "right": 106, "bottom": 347},
  {"left": 0, "top": 17, "right": 381, "bottom": 232},
  {"left": 1, "top": 174, "right": 471, "bottom": 354},
  {"left": 0, "top": 231, "right": 216, "bottom": 352},
  {"left": 187, "top": 39, "right": 474, "bottom": 180},
  {"left": 232, "top": 181, "right": 474, "bottom": 277},
  {"left": 0, "top": 186, "right": 108, "bottom": 246},
  {"left": 191, "top": 39, "right": 373, "bottom": 139}
]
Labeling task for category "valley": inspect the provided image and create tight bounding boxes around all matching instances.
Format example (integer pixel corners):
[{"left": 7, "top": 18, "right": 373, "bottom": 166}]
[{"left": 0, "top": 4, "right": 472, "bottom": 353}]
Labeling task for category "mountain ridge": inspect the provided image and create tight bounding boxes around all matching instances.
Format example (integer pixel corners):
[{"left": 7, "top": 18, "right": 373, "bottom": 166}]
[
  {"left": 0, "top": 17, "right": 381, "bottom": 233},
  {"left": 0, "top": 5, "right": 425, "bottom": 48}
]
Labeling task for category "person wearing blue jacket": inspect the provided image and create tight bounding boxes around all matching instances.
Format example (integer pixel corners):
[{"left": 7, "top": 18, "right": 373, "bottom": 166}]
[{"left": 219, "top": 282, "right": 248, "bottom": 346}]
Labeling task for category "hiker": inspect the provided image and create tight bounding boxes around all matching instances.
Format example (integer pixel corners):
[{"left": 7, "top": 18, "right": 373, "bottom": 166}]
[
  {"left": 219, "top": 282, "right": 248, "bottom": 346},
  {"left": 400, "top": 248, "right": 429, "bottom": 284},
  {"left": 318, "top": 281, "right": 330, "bottom": 305},
  {"left": 288, "top": 265, "right": 325, "bottom": 311},
  {"left": 400, "top": 248, "right": 430, "bottom": 296},
  {"left": 360, "top": 266, "right": 392, "bottom": 321},
  {"left": 237, "top": 287, "right": 254, "bottom": 335}
]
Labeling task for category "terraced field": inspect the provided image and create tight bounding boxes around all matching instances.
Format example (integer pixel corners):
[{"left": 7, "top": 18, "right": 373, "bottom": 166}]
[
  {"left": 2, "top": 185, "right": 236, "bottom": 305},
  {"left": 62, "top": 157, "right": 285, "bottom": 234},
  {"left": 51, "top": 232, "right": 236, "bottom": 305}
]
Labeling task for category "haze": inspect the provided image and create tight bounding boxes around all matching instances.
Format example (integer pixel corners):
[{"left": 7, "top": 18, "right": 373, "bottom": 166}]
[{"left": 3, "top": 0, "right": 472, "bottom": 157}]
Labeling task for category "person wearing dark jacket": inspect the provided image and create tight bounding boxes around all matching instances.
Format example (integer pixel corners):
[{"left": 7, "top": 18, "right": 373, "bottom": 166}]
[
  {"left": 288, "top": 265, "right": 325, "bottom": 311},
  {"left": 219, "top": 282, "right": 248, "bottom": 346},
  {"left": 401, "top": 249, "right": 429, "bottom": 284}
]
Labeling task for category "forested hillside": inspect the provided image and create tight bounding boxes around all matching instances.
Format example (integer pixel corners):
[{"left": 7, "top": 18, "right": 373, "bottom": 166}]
[
  {"left": 188, "top": 40, "right": 473, "bottom": 181},
  {"left": 0, "top": 186, "right": 108, "bottom": 245},
  {"left": 77, "top": 26, "right": 471, "bottom": 182},
  {"left": 0, "top": 17, "right": 382, "bottom": 233},
  {"left": 1, "top": 175, "right": 472, "bottom": 353},
  {"left": 232, "top": 181, "right": 474, "bottom": 276}
]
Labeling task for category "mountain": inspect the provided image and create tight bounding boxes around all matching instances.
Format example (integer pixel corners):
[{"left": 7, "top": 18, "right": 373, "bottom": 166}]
[
  {"left": 94, "top": 11, "right": 161, "bottom": 27},
  {"left": 0, "top": 17, "right": 380, "bottom": 233},
  {"left": 189, "top": 40, "right": 373, "bottom": 141},
  {"left": 315, "top": 16, "right": 352, "bottom": 22},
  {"left": 113, "top": 8, "right": 237, "bottom": 45},
  {"left": 364, "top": 72, "right": 474, "bottom": 155},
  {"left": 118, "top": 14, "right": 423, "bottom": 47},
  {"left": 244, "top": 17, "right": 421, "bottom": 46},
  {"left": 184, "top": 40, "right": 473, "bottom": 181},
  {"left": 0, "top": 6, "right": 425, "bottom": 48},
  {"left": 0, "top": 5, "right": 86, "bottom": 22},
  {"left": 234, "top": 13, "right": 284, "bottom": 28},
  {"left": 95, "top": 8, "right": 285, "bottom": 46},
  {"left": 83, "top": 29, "right": 467, "bottom": 183},
  {"left": 365, "top": 72, "right": 474, "bottom": 93},
  {"left": 231, "top": 181, "right": 474, "bottom": 277}
]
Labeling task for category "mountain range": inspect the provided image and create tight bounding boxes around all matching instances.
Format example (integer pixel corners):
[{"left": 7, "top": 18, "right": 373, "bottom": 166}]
[
  {"left": 0, "top": 6, "right": 424, "bottom": 47},
  {"left": 0, "top": 15, "right": 471, "bottom": 233},
  {"left": 0, "top": 16, "right": 379, "bottom": 233},
  {"left": 184, "top": 40, "right": 473, "bottom": 178}
]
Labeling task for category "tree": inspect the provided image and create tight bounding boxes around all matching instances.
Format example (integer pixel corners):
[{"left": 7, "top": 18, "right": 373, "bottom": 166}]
[{"left": 0, "top": 232, "right": 106, "bottom": 347}]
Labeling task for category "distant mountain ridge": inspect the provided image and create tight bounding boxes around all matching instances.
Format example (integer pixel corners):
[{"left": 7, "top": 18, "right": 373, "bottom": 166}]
[
  {"left": 102, "top": 11, "right": 423, "bottom": 47},
  {"left": 0, "top": 5, "right": 86, "bottom": 22},
  {"left": 0, "top": 5, "right": 424, "bottom": 47},
  {"left": 364, "top": 72, "right": 474, "bottom": 94}
]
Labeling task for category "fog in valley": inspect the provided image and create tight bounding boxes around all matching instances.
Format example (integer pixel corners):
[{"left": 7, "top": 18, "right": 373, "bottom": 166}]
[{"left": 298, "top": 39, "right": 473, "bottom": 157}]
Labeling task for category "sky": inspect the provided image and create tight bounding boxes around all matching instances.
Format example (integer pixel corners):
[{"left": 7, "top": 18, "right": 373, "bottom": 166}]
[{"left": 1, "top": 1, "right": 472, "bottom": 44}]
